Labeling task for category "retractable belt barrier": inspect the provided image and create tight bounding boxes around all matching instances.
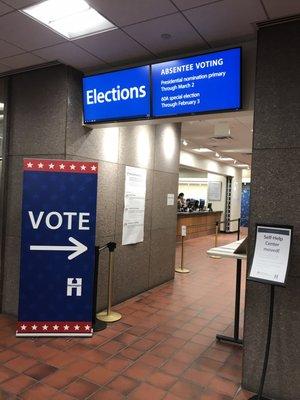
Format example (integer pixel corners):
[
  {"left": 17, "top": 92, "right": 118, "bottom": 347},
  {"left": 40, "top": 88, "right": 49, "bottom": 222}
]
[
  {"left": 211, "top": 218, "right": 241, "bottom": 259},
  {"left": 94, "top": 242, "right": 122, "bottom": 325}
]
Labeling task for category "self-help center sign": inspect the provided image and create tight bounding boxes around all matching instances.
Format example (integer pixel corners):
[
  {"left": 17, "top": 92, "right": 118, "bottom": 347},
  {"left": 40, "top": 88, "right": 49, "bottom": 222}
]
[{"left": 16, "top": 159, "right": 98, "bottom": 337}]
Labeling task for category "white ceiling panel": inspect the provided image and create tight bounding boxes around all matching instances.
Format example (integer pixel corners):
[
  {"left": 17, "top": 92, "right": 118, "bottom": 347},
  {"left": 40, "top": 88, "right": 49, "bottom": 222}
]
[
  {"left": 0, "top": 11, "right": 65, "bottom": 51},
  {"left": 33, "top": 42, "right": 106, "bottom": 71},
  {"left": 88, "top": 0, "right": 177, "bottom": 27},
  {"left": 262, "top": 0, "right": 300, "bottom": 19},
  {"left": 124, "top": 13, "right": 208, "bottom": 56},
  {"left": 184, "top": 0, "right": 267, "bottom": 44},
  {"left": 0, "top": 52, "right": 45, "bottom": 69},
  {"left": 172, "top": 0, "right": 221, "bottom": 11},
  {"left": 74, "top": 29, "right": 152, "bottom": 65},
  {"left": 0, "top": 39, "right": 25, "bottom": 58},
  {"left": 2, "top": 0, "right": 40, "bottom": 9}
]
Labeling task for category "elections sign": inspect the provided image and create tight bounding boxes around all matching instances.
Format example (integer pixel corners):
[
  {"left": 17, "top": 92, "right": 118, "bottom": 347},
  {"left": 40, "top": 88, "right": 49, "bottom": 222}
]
[
  {"left": 16, "top": 159, "right": 98, "bottom": 337},
  {"left": 152, "top": 48, "right": 241, "bottom": 117},
  {"left": 83, "top": 65, "right": 151, "bottom": 123}
]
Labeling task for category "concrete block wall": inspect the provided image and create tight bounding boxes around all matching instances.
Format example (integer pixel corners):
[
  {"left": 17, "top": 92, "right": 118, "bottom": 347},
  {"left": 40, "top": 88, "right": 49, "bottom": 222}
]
[{"left": 1, "top": 65, "right": 180, "bottom": 315}]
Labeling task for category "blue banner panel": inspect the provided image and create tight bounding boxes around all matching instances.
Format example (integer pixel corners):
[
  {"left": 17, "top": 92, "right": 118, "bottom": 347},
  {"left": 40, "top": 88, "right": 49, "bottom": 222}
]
[
  {"left": 152, "top": 48, "right": 241, "bottom": 117},
  {"left": 16, "top": 159, "right": 98, "bottom": 337},
  {"left": 83, "top": 65, "right": 151, "bottom": 123}
]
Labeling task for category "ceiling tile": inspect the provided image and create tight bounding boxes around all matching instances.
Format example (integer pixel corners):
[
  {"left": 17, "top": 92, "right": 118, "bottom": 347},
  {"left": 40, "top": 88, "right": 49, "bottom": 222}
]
[
  {"left": 88, "top": 0, "right": 177, "bottom": 27},
  {"left": 74, "top": 29, "right": 152, "bottom": 65},
  {"left": 0, "top": 11, "right": 65, "bottom": 51},
  {"left": 184, "top": 0, "right": 267, "bottom": 44},
  {"left": 0, "top": 62, "right": 11, "bottom": 73},
  {"left": 0, "top": 39, "right": 25, "bottom": 58},
  {"left": 172, "top": 0, "right": 221, "bottom": 11},
  {"left": 0, "top": 52, "right": 46, "bottom": 69},
  {"left": 2, "top": 0, "right": 40, "bottom": 9},
  {"left": 33, "top": 42, "right": 106, "bottom": 71},
  {"left": 0, "top": 1, "right": 13, "bottom": 15},
  {"left": 262, "top": 0, "right": 300, "bottom": 19},
  {"left": 124, "top": 13, "right": 207, "bottom": 56}
]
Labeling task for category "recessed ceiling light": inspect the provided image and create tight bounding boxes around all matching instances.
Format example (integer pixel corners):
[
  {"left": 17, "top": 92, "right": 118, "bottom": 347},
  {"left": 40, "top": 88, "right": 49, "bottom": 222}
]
[
  {"left": 182, "top": 139, "right": 188, "bottom": 146},
  {"left": 193, "top": 148, "right": 213, "bottom": 153},
  {"left": 0, "top": 103, "right": 4, "bottom": 111},
  {"left": 215, "top": 152, "right": 220, "bottom": 157},
  {"left": 219, "top": 157, "right": 234, "bottom": 161},
  {"left": 233, "top": 160, "right": 237, "bottom": 164},
  {"left": 22, "top": 0, "right": 116, "bottom": 40}
]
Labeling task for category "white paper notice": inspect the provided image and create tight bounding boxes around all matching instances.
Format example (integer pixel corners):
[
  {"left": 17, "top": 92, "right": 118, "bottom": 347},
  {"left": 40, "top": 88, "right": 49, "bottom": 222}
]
[
  {"left": 122, "top": 166, "right": 147, "bottom": 245},
  {"left": 167, "top": 193, "right": 175, "bottom": 206},
  {"left": 249, "top": 225, "right": 292, "bottom": 285}
]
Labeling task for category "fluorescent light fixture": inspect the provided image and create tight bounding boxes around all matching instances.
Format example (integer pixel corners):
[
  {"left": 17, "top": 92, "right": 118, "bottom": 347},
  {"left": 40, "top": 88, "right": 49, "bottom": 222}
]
[
  {"left": 219, "top": 157, "right": 234, "bottom": 161},
  {"left": 215, "top": 152, "right": 220, "bottom": 157},
  {"left": 22, "top": 0, "right": 116, "bottom": 39},
  {"left": 193, "top": 148, "right": 213, "bottom": 153},
  {"left": 236, "top": 164, "right": 249, "bottom": 168},
  {"left": 0, "top": 115, "right": 3, "bottom": 120},
  {"left": 233, "top": 160, "right": 237, "bottom": 164},
  {"left": 182, "top": 139, "right": 188, "bottom": 146},
  {"left": 0, "top": 103, "right": 4, "bottom": 111}
]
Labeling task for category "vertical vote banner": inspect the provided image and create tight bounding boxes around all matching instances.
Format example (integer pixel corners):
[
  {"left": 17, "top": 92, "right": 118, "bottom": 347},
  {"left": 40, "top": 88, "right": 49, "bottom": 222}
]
[{"left": 16, "top": 159, "right": 98, "bottom": 337}]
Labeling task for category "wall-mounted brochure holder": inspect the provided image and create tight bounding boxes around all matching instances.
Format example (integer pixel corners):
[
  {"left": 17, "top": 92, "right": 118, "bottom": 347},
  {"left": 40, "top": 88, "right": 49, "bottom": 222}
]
[{"left": 248, "top": 224, "right": 293, "bottom": 400}]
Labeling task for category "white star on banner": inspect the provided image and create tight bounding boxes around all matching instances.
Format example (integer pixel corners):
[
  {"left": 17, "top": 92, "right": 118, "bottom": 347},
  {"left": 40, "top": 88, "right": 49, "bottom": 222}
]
[
  {"left": 27, "top": 162, "right": 33, "bottom": 168},
  {"left": 91, "top": 165, "right": 97, "bottom": 171},
  {"left": 70, "top": 164, "right": 76, "bottom": 170},
  {"left": 53, "top": 324, "right": 59, "bottom": 330},
  {"left": 32, "top": 325, "right": 37, "bottom": 330},
  {"left": 21, "top": 324, "right": 27, "bottom": 330},
  {"left": 84, "top": 325, "right": 90, "bottom": 331},
  {"left": 59, "top": 164, "right": 65, "bottom": 170},
  {"left": 64, "top": 325, "right": 69, "bottom": 330},
  {"left": 42, "top": 325, "right": 48, "bottom": 330},
  {"left": 80, "top": 165, "right": 86, "bottom": 170},
  {"left": 49, "top": 163, "right": 54, "bottom": 169},
  {"left": 38, "top": 163, "right": 44, "bottom": 168},
  {"left": 74, "top": 324, "right": 80, "bottom": 331}
]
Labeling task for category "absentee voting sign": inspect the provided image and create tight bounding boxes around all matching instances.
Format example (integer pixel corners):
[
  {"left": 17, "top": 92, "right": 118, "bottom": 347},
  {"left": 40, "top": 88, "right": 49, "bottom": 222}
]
[
  {"left": 152, "top": 48, "right": 241, "bottom": 117},
  {"left": 83, "top": 66, "right": 150, "bottom": 123},
  {"left": 248, "top": 225, "right": 293, "bottom": 286},
  {"left": 16, "top": 159, "right": 98, "bottom": 337}
]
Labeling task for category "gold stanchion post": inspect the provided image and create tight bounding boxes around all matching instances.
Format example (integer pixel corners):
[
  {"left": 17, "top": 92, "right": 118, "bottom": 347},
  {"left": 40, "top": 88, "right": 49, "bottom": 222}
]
[
  {"left": 97, "top": 242, "right": 122, "bottom": 323},
  {"left": 210, "top": 221, "right": 221, "bottom": 259},
  {"left": 175, "top": 226, "right": 190, "bottom": 273}
]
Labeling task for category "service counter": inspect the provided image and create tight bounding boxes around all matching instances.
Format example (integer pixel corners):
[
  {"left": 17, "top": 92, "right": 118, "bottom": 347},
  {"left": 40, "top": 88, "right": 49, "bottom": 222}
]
[{"left": 177, "top": 211, "right": 222, "bottom": 240}]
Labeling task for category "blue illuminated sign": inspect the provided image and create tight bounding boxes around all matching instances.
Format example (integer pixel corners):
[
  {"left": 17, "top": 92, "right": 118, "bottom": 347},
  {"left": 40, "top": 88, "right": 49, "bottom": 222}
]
[
  {"left": 83, "top": 66, "right": 151, "bottom": 123},
  {"left": 151, "top": 48, "right": 241, "bottom": 117}
]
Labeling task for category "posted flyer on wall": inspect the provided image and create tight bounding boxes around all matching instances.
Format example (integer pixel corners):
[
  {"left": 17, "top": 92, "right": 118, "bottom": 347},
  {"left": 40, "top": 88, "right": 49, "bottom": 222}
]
[
  {"left": 122, "top": 166, "right": 147, "bottom": 245},
  {"left": 249, "top": 225, "right": 292, "bottom": 286}
]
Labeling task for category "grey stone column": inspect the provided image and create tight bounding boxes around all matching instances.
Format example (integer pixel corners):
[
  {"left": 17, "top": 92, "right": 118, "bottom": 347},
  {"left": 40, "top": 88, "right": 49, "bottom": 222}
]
[{"left": 242, "top": 19, "right": 300, "bottom": 400}]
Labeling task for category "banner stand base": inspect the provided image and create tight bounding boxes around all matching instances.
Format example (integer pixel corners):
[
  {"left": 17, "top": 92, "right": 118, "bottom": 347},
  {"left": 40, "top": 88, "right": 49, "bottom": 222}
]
[{"left": 93, "top": 319, "right": 107, "bottom": 332}]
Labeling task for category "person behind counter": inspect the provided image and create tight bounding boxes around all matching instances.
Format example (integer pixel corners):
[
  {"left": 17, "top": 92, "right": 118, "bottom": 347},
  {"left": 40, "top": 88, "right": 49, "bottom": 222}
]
[{"left": 177, "top": 193, "right": 185, "bottom": 210}]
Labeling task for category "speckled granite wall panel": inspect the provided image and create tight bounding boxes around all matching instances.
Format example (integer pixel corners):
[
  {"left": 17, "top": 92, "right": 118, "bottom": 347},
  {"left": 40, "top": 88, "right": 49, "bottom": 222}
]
[{"left": 242, "top": 20, "right": 300, "bottom": 400}]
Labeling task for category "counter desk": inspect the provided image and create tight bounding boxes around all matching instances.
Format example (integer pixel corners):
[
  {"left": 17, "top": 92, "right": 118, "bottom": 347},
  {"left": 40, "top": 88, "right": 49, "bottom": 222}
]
[{"left": 177, "top": 211, "right": 222, "bottom": 240}]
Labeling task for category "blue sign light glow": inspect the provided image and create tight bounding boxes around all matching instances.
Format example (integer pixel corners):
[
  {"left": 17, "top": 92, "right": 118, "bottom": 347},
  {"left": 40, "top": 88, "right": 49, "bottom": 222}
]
[
  {"left": 83, "top": 66, "right": 151, "bottom": 123},
  {"left": 151, "top": 48, "right": 241, "bottom": 117}
]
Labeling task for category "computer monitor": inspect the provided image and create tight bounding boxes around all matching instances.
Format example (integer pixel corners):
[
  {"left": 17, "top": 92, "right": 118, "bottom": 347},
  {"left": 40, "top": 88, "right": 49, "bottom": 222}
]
[
  {"left": 207, "top": 202, "right": 213, "bottom": 211},
  {"left": 199, "top": 199, "right": 205, "bottom": 210}
]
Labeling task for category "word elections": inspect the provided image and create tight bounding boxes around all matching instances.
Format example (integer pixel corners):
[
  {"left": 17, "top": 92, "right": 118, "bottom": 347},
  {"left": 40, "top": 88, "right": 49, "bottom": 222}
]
[
  {"left": 86, "top": 85, "right": 146, "bottom": 105},
  {"left": 28, "top": 211, "right": 90, "bottom": 230},
  {"left": 160, "top": 58, "right": 224, "bottom": 75}
]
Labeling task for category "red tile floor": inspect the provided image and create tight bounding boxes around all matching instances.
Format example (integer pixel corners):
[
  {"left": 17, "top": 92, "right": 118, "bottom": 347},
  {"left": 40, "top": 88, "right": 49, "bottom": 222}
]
[{"left": 0, "top": 231, "right": 255, "bottom": 400}]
